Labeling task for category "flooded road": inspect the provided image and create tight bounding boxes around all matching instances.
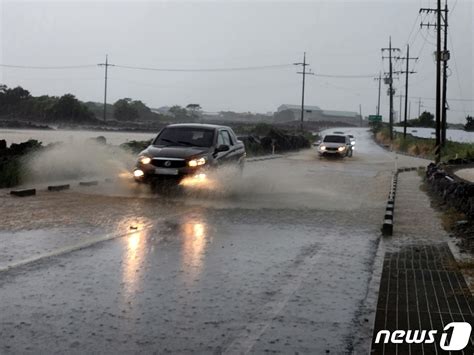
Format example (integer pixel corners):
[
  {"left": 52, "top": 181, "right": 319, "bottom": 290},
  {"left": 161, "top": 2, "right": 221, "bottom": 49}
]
[{"left": 0, "top": 128, "right": 429, "bottom": 353}]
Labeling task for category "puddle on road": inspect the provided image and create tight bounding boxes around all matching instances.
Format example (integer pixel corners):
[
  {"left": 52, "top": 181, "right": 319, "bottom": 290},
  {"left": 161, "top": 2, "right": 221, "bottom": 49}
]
[{"left": 65, "top": 158, "right": 383, "bottom": 211}]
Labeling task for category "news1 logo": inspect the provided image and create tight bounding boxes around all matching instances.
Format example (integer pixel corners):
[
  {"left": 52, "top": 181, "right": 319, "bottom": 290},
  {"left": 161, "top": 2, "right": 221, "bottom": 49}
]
[{"left": 374, "top": 322, "right": 472, "bottom": 351}]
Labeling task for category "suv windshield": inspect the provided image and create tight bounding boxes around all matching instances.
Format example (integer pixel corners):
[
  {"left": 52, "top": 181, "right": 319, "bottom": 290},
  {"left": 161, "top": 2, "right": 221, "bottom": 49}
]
[
  {"left": 323, "top": 135, "right": 346, "bottom": 143},
  {"left": 153, "top": 127, "right": 215, "bottom": 148}
]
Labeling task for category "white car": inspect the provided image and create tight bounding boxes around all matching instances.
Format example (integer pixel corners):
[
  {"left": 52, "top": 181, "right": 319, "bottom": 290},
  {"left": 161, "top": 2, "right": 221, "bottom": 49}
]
[
  {"left": 317, "top": 134, "right": 353, "bottom": 158},
  {"left": 348, "top": 134, "right": 356, "bottom": 149}
]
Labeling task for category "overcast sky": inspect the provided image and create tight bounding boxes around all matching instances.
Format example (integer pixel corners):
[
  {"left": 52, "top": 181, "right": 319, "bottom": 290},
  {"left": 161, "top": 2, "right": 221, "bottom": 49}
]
[{"left": 1, "top": 0, "right": 472, "bottom": 123}]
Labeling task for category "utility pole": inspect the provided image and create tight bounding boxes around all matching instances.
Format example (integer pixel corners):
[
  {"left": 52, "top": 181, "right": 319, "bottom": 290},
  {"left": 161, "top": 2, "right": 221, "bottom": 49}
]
[
  {"left": 420, "top": 1, "right": 445, "bottom": 162},
  {"left": 382, "top": 37, "right": 400, "bottom": 141},
  {"left": 98, "top": 55, "right": 114, "bottom": 122},
  {"left": 418, "top": 97, "right": 422, "bottom": 117},
  {"left": 435, "top": 0, "right": 441, "bottom": 161},
  {"left": 441, "top": 0, "right": 449, "bottom": 146},
  {"left": 294, "top": 52, "right": 313, "bottom": 132},
  {"left": 374, "top": 72, "right": 382, "bottom": 116},
  {"left": 395, "top": 44, "right": 418, "bottom": 138},
  {"left": 359, "top": 104, "right": 363, "bottom": 126}
]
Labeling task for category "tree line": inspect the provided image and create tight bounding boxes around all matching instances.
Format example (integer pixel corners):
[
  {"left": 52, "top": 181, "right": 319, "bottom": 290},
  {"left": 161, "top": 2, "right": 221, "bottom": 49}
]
[
  {"left": 395, "top": 110, "right": 474, "bottom": 131},
  {"left": 0, "top": 85, "right": 203, "bottom": 124}
]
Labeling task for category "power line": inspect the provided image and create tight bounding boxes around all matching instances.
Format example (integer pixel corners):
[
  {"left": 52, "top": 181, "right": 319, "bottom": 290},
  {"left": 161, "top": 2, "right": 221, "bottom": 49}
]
[
  {"left": 448, "top": 31, "right": 468, "bottom": 117},
  {"left": 313, "top": 73, "right": 376, "bottom": 78},
  {"left": 409, "top": 27, "right": 422, "bottom": 48},
  {"left": 0, "top": 64, "right": 96, "bottom": 69},
  {"left": 0, "top": 61, "right": 381, "bottom": 80},
  {"left": 405, "top": 13, "right": 422, "bottom": 46},
  {"left": 113, "top": 63, "right": 293, "bottom": 72},
  {"left": 408, "top": 96, "right": 474, "bottom": 102}
]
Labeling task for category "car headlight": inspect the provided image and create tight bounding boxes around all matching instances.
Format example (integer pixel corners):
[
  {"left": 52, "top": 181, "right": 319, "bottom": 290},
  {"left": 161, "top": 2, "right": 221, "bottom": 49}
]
[
  {"left": 319, "top": 145, "right": 326, "bottom": 151},
  {"left": 188, "top": 157, "right": 206, "bottom": 167},
  {"left": 139, "top": 156, "right": 151, "bottom": 165},
  {"left": 133, "top": 169, "right": 144, "bottom": 177},
  {"left": 338, "top": 146, "right": 346, "bottom": 152}
]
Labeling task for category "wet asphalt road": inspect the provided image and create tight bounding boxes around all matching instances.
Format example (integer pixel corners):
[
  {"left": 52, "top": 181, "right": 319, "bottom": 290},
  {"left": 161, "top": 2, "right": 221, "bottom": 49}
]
[{"left": 0, "top": 128, "right": 429, "bottom": 354}]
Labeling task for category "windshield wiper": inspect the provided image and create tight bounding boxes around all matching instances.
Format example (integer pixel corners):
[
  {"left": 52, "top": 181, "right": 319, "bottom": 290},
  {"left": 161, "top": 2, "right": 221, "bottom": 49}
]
[
  {"left": 160, "top": 138, "right": 182, "bottom": 146},
  {"left": 177, "top": 140, "right": 195, "bottom": 146}
]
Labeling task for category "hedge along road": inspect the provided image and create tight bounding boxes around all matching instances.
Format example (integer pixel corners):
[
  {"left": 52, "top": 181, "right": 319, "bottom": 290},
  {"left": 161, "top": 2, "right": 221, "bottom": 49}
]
[{"left": 0, "top": 128, "right": 429, "bottom": 354}]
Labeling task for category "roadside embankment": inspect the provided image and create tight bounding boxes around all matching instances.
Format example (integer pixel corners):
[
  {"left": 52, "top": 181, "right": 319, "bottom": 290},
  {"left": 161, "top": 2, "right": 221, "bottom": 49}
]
[
  {"left": 121, "top": 126, "right": 312, "bottom": 156},
  {"left": 373, "top": 125, "right": 474, "bottom": 161},
  {"left": 426, "top": 163, "right": 474, "bottom": 253},
  {"left": 1, "top": 126, "right": 311, "bottom": 188},
  {"left": 0, "top": 139, "right": 42, "bottom": 187}
]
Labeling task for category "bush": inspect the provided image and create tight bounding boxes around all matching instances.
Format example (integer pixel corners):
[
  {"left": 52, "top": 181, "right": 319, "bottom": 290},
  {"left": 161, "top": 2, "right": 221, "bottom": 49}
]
[
  {"left": 0, "top": 139, "right": 43, "bottom": 188},
  {"left": 120, "top": 140, "right": 152, "bottom": 154}
]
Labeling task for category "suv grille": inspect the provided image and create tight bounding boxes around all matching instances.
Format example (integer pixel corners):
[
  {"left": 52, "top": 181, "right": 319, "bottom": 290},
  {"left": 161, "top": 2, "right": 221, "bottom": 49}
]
[{"left": 151, "top": 159, "right": 186, "bottom": 168}]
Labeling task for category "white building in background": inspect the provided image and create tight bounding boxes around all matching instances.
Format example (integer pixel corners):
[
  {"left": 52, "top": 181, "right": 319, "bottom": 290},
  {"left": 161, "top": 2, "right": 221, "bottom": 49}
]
[{"left": 277, "top": 104, "right": 361, "bottom": 125}]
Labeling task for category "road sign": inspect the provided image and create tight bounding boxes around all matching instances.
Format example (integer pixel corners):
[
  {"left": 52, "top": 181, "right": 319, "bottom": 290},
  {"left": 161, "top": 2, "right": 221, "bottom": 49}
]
[{"left": 368, "top": 115, "right": 382, "bottom": 122}]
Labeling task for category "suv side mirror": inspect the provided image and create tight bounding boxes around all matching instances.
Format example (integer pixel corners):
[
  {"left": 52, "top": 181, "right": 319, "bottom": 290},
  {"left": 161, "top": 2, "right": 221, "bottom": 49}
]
[{"left": 216, "top": 144, "right": 230, "bottom": 152}]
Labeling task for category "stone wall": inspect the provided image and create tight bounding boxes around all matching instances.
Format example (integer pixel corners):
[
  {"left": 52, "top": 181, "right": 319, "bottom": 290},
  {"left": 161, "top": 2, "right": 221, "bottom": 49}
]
[{"left": 426, "top": 162, "right": 474, "bottom": 218}]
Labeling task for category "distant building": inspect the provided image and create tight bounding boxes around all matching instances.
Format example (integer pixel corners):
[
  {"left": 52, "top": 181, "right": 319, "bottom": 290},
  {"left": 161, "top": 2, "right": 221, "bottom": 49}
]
[
  {"left": 277, "top": 104, "right": 360, "bottom": 125},
  {"left": 152, "top": 106, "right": 172, "bottom": 115}
]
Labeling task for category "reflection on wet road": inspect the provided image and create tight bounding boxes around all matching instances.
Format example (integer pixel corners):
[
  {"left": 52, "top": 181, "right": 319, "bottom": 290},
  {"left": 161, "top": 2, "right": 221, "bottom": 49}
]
[{"left": 0, "top": 128, "right": 429, "bottom": 353}]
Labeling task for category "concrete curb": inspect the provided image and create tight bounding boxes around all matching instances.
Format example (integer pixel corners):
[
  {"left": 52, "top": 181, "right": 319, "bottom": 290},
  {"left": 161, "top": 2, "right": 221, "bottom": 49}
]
[
  {"left": 382, "top": 172, "right": 398, "bottom": 236},
  {"left": 247, "top": 154, "right": 283, "bottom": 162},
  {"left": 396, "top": 166, "right": 424, "bottom": 173},
  {"left": 10, "top": 188, "right": 36, "bottom": 197},
  {"left": 47, "top": 184, "right": 70, "bottom": 191},
  {"left": 382, "top": 166, "right": 426, "bottom": 235},
  {"left": 5, "top": 154, "right": 284, "bottom": 196},
  {"left": 79, "top": 181, "right": 99, "bottom": 187}
]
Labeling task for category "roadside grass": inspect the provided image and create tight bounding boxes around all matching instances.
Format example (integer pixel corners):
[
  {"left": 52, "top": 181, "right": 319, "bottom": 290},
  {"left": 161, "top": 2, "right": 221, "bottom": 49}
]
[
  {"left": 457, "top": 260, "right": 474, "bottom": 271},
  {"left": 374, "top": 124, "right": 474, "bottom": 161},
  {"left": 440, "top": 207, "right": 467, "bottom": 232}
]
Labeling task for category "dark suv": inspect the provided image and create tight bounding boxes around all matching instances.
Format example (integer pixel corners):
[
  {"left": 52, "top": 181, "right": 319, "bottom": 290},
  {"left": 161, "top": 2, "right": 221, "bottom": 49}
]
[{"left": 133, "top": 123, "right": 246, "bottom": 183}]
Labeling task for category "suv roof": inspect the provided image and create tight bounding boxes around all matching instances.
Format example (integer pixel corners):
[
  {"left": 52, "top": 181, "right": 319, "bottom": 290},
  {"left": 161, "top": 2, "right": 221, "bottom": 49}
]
[{"left": 165, "top": 123, "right": 231, "bottom": 130}]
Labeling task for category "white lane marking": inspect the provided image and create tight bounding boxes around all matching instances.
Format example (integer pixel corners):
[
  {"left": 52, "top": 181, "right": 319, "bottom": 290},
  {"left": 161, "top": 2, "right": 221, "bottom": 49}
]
[
  {"left": 0, "top": 226, "right": 151, "bottom": 273},
  {"left": 223, "top": 246, "right": 323, "bottom": 354},
  {"left": 0, "top": 209, "right": 197, "bottom": 273}
]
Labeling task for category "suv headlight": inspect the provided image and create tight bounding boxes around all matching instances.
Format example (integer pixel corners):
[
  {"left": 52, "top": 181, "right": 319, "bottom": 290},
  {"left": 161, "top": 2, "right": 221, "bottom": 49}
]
[
  {"left": 188, "top": 157, "right": 206, "bottom": 167},
  {"left": 338, "top": 146, "right": 346, "bottom": 152},
  {"left": 139, "top": 156, "right": 152, "bottom": 165},
  {"left": 319, "top": 145, "right": 326, "bottom": 151}
]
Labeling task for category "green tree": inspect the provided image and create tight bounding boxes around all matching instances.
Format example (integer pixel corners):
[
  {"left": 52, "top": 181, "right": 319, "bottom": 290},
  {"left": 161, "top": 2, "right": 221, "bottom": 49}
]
[
  {"left": 113, "top": 98, "right": 139, "bottom": 121},
  {"left": 186, "top": 104, "right": 202, "bottom": 121},
  {"left": 0, "top": 86, "right": 31, "bottom": 114},
  {"left": 169, "top": 105, "right": 190, "bottom": 121},
  {"left": 418, "top": 111, "right": 435, "bottom": 127},
  {"left": 464, "top": 115, "right": 474, "bottom": 131},
  {"left": 48, "top": 94, "right": 94, "bottom": 122}
]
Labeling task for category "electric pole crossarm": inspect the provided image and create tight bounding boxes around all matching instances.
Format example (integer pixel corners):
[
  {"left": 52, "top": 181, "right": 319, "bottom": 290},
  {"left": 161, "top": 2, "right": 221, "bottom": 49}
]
[{"left": 419, "top": 7, "right": 448, "bottom": 13}]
